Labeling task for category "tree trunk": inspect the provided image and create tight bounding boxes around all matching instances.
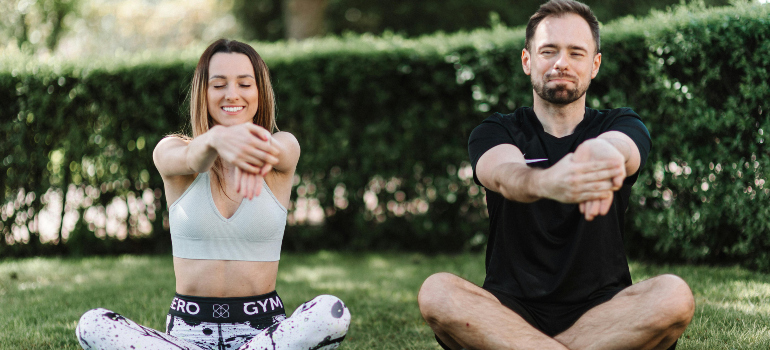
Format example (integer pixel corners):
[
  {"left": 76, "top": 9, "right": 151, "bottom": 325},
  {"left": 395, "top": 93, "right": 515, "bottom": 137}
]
[{"left": 282, "top": 0, "right": 328, "bottom": 40}]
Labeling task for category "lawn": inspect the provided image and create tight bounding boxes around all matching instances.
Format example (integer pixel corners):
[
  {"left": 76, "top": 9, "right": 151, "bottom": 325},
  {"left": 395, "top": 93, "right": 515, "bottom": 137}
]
[{"left": 0, "top": 252, "right": 768, "bottom": 349}]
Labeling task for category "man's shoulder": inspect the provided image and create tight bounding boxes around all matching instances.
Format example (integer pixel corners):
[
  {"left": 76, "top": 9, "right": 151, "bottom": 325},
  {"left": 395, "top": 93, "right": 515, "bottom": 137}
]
[
  {"left": 478, "top": 107, "right": 532, "bottom": 128},
  {"left": 591, "top": 107, "right": 641, "bottom": 120}
]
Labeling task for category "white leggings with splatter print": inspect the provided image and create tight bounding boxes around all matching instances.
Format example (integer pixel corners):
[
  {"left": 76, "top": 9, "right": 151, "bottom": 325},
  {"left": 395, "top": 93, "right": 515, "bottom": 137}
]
[{"left": 76, "top": 295, "right": 350, "bottom": 350}]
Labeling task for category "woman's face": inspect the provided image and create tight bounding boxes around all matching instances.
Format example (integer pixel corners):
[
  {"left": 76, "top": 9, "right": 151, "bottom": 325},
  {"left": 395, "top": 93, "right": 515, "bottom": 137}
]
[{"left": 207, "top": 52, "right": 259, "bottom": 126}]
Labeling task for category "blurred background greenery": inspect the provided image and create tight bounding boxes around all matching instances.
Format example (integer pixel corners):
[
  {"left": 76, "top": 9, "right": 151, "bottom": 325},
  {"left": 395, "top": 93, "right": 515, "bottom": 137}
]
[
  {"left": 2, "top": 0, "right": 770, "bottom": 272},
  {"left": 0, "top": 0, "right": 744, "bottom": 59}
]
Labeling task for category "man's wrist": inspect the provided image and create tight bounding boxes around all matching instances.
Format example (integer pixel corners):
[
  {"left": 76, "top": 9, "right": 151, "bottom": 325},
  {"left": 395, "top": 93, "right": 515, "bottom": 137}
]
[
  {"left": 516, "top": 165, "right": 544, "bottom": 202},
  {"left": 602, "top": 137, "right": 631, "bottom": 164}
]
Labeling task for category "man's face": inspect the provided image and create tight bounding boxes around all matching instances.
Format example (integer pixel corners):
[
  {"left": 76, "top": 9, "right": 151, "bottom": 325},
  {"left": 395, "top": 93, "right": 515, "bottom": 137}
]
[{"left": 522, "top": 13, "right": 601, "bottom": 106}]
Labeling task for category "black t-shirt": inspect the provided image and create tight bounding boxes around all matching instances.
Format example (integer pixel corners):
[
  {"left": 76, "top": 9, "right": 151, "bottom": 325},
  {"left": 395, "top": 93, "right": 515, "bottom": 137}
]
[{"left": 468, "top": 107, "right": 651, "bottom": 304}]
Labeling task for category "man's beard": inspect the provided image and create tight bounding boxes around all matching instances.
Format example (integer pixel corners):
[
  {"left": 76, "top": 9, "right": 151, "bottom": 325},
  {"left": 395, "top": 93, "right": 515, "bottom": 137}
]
[{"left": 532, "top": 73, "right": 589, "bottom": 105}]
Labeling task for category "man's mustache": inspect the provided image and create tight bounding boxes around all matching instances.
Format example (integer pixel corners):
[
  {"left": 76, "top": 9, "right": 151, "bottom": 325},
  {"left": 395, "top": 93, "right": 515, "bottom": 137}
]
[{"left": 545, "top": 72, "right": 577, "bottom": 82}]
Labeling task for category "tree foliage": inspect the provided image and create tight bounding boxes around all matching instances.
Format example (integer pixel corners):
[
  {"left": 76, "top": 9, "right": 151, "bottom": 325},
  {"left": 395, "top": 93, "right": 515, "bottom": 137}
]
[
  {"left": 234, "top": 0, "right": 732, "bottom": 41},
  {"left": 0, "top": 0, "right": 79, "bottom": 54}
]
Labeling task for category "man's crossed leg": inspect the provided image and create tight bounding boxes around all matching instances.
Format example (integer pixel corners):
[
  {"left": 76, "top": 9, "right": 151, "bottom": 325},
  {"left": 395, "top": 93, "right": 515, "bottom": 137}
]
[{"left": 418, "top": 273, "right": 694, "bottom": 350}]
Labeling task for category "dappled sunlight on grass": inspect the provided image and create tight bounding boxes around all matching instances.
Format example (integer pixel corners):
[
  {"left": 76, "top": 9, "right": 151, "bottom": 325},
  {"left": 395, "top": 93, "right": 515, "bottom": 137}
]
[
  {"left": 1, "top": 254, "right": 769, "bottom": 349},
  {"left": 309, "top": 280, "right": 377, "bottom": 292},
  {"left": 280, "top": 265, "right": 348, "bottom": 283},
  {"left": 707, "top": 299, "right": 770, "bottom": 317},
  {"left": 367, "top": 255, "right": 391, "bottom": 269},
  {"left": 692, "top": 279, "right": 770, "bottom": 320}
]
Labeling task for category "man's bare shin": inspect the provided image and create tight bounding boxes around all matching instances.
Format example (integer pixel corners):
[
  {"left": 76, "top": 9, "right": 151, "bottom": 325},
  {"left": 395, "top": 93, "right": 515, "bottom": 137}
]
[
  {"left": 554, "top": 275, "right": 694, "bottom": 350},
  {"left": 418, "top": 273, "right": 567, "bottom": 350}
]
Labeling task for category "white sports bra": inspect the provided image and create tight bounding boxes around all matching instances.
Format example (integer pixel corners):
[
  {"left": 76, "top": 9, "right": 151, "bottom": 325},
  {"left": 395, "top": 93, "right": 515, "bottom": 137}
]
[{"left": 168, "top": 172, "right": 287, "bottom": 261}]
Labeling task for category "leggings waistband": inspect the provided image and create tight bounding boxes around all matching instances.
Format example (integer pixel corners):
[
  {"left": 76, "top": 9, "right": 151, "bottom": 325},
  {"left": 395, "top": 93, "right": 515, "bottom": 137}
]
[{"left": 169, "top": 291, "right": 285, "bottom": 323}]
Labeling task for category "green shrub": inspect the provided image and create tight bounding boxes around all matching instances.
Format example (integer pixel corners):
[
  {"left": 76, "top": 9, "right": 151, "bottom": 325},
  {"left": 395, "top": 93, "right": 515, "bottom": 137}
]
[{"left": 1, "top": 3, "right": 768, "bottom": 270}]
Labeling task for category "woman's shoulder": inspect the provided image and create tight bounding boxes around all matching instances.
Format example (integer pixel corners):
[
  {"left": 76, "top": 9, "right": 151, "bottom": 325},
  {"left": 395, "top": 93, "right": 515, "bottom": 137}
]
[
  {"left": 153, "top": 135, "right": 191, "bottom": 163},
  {"left": 155, "top": 135, "right": 191, "bottom": 151},
  {"left": 273, "top": 131, "right": 300, "bottom": 150},
  {"left": 273, "top": 131, "right": 301, "bottom": 168}
]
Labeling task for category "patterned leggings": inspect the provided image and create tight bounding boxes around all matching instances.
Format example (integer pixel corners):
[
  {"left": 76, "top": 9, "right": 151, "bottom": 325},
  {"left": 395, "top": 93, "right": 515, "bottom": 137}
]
[{"left": 76, "top": 294, "right": 350, "bottom": 350}]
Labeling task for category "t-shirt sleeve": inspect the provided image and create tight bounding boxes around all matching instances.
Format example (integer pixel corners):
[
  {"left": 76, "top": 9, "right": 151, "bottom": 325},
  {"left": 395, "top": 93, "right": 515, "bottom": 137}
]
[
  {"left": 468, "top": 114, "right": 517, "bottom": 186},
  {"left": 606, "top": 108, "right": 652, "bottom": 176}
]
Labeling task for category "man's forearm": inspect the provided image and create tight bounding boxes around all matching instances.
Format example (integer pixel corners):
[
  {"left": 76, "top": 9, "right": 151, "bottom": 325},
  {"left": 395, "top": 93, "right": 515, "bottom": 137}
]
[
  {"left": 601, "top": 138, "right": 631, "bottom": 164},
  {"left": 490, "top": 162, "right": 543, "bottom": 203},
  {"left": 597, "top": 131, "right": 641, "bottom": 176}
]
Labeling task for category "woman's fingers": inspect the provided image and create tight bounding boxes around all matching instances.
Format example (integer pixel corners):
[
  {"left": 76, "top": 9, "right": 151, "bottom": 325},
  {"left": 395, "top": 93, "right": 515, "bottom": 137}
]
[
  {"left": 248, "top": 172, "right": 263, "bottom": 199},
  {"left": 242, "top": 148, "right": 279, "bottom": 167},
  {"left": 235, "top": 160, "right": 262, "bottom": 175},
  {"left": 214, "top": 124, "right": 280, "bottom": 170},
  {"left": 235, "top": 168, "right": 265, "bottom": 200},
  {"left": 235, "top": 166, "right": 241, "bottom": 193},
  {"left": 245, "top": 171, "right": 255, "bottom": 199},
  {"left": 253, "top": 176, "right": 263, "bottom": 198},
  {"left": 246, "top": 124, "right": 281, "bottom": 155},
  {"left": 260, "top": 164, "right": 273, "bottom": 177}
]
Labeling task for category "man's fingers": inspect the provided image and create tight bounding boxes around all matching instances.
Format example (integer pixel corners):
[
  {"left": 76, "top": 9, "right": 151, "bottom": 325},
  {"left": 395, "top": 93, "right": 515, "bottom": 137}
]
[
  {"left": 584, "top": 200, "right": 596, "bottom": 221},
  {"left": 576, "top": 179, "right": 616, "bottom": 194},
  {"left": 584, "top": 201, "right": 593, "bottom": 219},
  {"left": 612, "top": 174, "right": 625, "bottom": 189},
  {"left": 577, "top": 166, "right": 624, "bottom": 184},
  {"left": 599, "top": 196, "right": 613, "bottom": 215},
  {"left": 591, "top": 197, "right": 601, "bottom": 218},
  {"left": 577, "top": 158, "right": 623, "bottom": 172},
  {"left": 576, "top": 189, "right": 613, "bottom": 203},
  {"left": 580, "top": 194, "right": 613, "bottom": 221}
]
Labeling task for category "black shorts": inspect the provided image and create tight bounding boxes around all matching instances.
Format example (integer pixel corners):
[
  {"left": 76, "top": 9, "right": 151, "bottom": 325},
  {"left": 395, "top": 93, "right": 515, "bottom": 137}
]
[
  {"left": 434, "top": 286, "right": 674, "bottom": 349},
  {"left": 483, "top": 287, "right": 621, "bottom": 336}
]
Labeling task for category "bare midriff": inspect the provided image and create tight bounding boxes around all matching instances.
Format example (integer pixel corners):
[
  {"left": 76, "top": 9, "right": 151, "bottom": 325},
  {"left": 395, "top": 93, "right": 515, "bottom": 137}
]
[{"left": 173, "top": 257, "right": 279, "bottom": 297}]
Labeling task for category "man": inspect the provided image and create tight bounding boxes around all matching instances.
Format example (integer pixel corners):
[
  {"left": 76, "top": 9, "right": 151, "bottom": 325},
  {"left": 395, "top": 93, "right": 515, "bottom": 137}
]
[{"left": 417, "top": 1, "right": 695, "bottom": 349}]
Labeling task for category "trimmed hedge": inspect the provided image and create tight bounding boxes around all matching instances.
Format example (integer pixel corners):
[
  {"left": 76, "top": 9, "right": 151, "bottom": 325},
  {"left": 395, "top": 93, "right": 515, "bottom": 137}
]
[{"left": 1, "top": 3, "right": 769, "bottom": 270}]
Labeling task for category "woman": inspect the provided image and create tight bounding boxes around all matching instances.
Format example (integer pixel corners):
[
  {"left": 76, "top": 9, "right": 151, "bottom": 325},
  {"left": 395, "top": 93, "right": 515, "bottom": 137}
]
[{"left": 76, "top": 39, "right": 351, "bottom": 350}]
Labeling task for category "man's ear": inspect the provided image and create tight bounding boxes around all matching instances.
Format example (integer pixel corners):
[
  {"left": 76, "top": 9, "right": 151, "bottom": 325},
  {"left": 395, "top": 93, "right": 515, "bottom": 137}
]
[
  {"left": 591, "top": 52, "right": 602, "bottom": 79},
  {"left": 521, "top": 48, "right": 532, "bottom": 76}
]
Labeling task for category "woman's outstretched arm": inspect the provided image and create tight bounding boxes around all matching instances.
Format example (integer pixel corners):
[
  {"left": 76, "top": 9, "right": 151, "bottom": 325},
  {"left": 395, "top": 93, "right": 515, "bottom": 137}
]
[{"left": 153, "top": 123, "right": 280, "bottom": 178}]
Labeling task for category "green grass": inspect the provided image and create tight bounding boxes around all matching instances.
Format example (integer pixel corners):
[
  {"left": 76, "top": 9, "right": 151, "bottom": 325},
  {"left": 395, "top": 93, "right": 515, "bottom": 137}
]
[{"left": 0, "top": 252, "right": 768, "bottom": 349}]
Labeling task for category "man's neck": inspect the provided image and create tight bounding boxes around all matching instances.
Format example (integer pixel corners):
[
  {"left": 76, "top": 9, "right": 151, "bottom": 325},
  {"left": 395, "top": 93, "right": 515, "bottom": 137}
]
[{"left": 532, "top": 94, "right": 587, "bottom": 138}]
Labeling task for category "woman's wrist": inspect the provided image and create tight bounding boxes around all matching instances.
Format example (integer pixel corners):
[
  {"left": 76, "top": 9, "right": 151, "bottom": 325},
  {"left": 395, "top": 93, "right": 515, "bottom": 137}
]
[{"left": 206, "top": 125, "right": 222, "bottom": 152}]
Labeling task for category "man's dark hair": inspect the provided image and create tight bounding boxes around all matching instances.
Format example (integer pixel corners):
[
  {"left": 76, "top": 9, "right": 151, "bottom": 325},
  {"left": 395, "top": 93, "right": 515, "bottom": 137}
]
[{"left": 525, "top": 0, "right": 601, "bottom": 54}]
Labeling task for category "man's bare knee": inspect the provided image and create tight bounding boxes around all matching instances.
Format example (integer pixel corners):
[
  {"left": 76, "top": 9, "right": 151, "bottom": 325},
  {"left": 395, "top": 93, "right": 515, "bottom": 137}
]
[
  {"left": 651, "top": 274, "right": 695, "bottom": 329},
  {"left": 418, "top": 273, "right": 460, "bottom": 322}
]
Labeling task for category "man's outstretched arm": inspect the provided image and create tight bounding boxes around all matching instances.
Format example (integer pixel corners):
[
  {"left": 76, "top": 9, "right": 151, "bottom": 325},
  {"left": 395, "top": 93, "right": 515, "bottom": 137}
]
[{"left": 475, "top": 143, "right": 625, "bottom": 205}]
